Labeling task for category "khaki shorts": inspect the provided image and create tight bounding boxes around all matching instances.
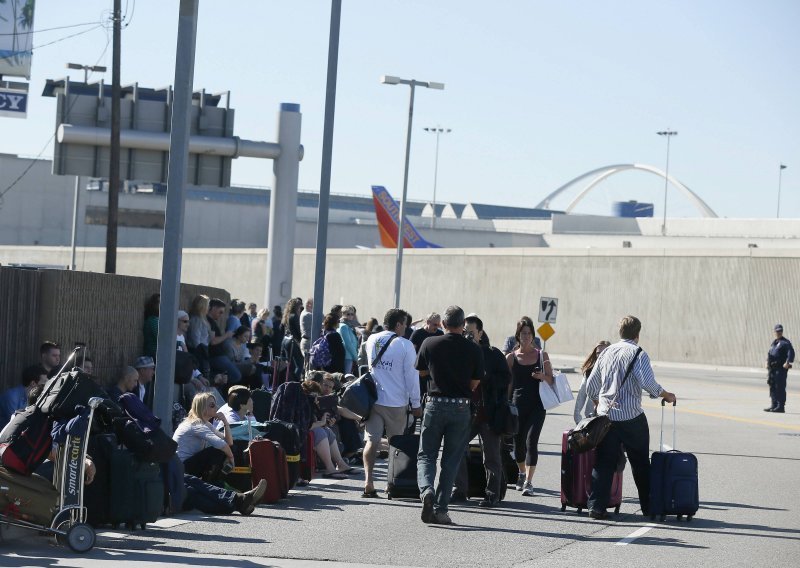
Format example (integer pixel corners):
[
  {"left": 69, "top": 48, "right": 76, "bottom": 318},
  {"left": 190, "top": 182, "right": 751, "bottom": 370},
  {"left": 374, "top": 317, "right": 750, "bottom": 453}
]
[{"left": 364, "top": 404, "right": 408, "bottom": 442}]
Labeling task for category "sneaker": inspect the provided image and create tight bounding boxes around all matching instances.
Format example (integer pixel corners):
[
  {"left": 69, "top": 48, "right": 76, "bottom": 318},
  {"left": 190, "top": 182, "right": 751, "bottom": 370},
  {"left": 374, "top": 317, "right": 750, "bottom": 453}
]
[
  {"left": 431, "top": 511, "right": 453, "bottom": 525},
  {"left": 521, "top": 482, "right": 534, "bottom": 497},
  {"left": 588, "top": 509, "right": 608, "bottom": 520},
  {"left": 478, "top": 498, "right": 496, "bottom": 508},
  {"left": 764, "top": 407, "right": 776, "bottom": 412},
  {"left": 237, "top": 479, "right": 268, "bottom": 515},
  {"left": 773, "top": 408, "right": 785, "bottom": 413},
  {"left": 420, "top": 491, "right": 435, "bottom": 524},
  {"left": 450, "top": 491, "right": 468, "bottom": 503},
  {"left": 515, "top": 473, "right": 525, "bottom": 491}
]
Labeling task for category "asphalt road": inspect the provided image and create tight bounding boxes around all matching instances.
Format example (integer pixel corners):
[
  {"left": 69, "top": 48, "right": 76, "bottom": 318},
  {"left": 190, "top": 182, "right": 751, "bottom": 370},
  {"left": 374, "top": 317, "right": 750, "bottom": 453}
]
[{"left": 2, "top": 362, "right": 799, "bottom": 567}]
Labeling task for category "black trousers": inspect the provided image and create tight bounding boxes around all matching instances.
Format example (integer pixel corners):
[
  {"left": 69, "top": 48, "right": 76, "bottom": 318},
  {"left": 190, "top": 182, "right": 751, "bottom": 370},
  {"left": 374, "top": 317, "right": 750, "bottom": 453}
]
[
  {"left": 589, "top": 413, "right": 651, "bottom": 513},
  {"left": 513, "top": 405, "right": 546, "bottom": 466},
  {"left": 769, "top": 369, "right": 788, "bottom": 409},
  {"left": 454, "top": 422, "right": 503, "bottom": 502}
]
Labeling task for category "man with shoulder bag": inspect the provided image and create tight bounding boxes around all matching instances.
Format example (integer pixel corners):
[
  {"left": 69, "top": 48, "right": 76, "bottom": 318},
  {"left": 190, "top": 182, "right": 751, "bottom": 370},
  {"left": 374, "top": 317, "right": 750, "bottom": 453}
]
[
  {"left": 585, "top": 315, "right": 676, "bottom": 520},
  {"left": 360, "top": 309, "right": 422, "bottom": 499}
]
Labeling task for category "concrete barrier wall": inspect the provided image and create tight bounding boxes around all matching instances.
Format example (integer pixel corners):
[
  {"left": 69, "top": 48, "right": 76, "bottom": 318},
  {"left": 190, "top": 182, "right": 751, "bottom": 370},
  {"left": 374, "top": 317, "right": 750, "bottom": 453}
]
[
  {"left": 2, "top": 246, "right": 797, "bottom": 368},
  {"left": 0, "top": 265, "right": 229, "bottom": 392}
]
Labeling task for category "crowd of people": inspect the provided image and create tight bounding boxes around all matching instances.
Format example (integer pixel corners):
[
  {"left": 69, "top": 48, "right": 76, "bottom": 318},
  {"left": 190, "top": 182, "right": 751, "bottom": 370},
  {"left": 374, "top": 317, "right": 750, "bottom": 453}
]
[{"left": 5, "top": 291, "right": 788, "bottom": 530}]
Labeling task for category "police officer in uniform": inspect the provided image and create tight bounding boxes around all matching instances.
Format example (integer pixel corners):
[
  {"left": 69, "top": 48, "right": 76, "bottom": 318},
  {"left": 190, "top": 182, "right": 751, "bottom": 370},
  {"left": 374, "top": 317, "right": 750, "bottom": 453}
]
[{"left": 765, "top": 324, "right": 794, "bottom": 413}]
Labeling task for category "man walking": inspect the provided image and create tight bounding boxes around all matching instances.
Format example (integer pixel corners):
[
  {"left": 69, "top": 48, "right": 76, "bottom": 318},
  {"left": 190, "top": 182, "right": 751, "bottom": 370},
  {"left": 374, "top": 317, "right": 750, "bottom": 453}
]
[
  {"left": 766, "top": 324, "right": 794, "bottom": 413},
  {"left": 452, "top": 313, "right": 511, "bottom": 507},
  {"left": 361, "top": 309, "right": 422, "bottom": 498},
  {"left": 416, "top": 306, "right": 484, "bottom": 525},
  {"left": 586, "top": 315, "right": 676, "bottom": 520}
]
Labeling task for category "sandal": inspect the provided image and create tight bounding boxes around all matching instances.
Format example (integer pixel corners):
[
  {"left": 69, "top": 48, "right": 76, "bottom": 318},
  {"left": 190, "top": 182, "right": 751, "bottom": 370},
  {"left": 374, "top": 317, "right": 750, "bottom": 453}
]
[
  {"left": 361, "top": 489, "right": 380, "bottom": 498},
  {"left": 322, "top": 472, "right": 348, "bottom": 480},
  {"left": 338, "top": 467, "right": 360, "bottom": 475}
]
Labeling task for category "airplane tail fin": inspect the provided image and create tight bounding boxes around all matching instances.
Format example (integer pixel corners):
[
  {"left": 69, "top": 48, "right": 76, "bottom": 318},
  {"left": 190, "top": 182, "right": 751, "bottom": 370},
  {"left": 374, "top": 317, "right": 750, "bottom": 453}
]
[{"left": 371, "top": 185, "right": 441, "bottom": 249}]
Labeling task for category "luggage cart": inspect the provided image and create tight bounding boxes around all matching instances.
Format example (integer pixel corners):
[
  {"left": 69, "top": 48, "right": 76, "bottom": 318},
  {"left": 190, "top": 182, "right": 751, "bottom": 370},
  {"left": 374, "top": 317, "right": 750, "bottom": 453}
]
[{"left": 0, "top": 396, "right": 103, "bottom": 553}]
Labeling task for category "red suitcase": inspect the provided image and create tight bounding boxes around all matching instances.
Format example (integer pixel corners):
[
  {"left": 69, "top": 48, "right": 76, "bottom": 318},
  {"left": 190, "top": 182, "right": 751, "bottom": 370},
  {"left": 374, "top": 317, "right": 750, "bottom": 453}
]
[
  {"left": 249, "top": 438, "right": 290, "bottom": 504},
  {"left": 299, "top": 430, "right": 316, "bottom": 481},
  {"left": 560, "top": 430, "right": 623, "bottom": 514}
]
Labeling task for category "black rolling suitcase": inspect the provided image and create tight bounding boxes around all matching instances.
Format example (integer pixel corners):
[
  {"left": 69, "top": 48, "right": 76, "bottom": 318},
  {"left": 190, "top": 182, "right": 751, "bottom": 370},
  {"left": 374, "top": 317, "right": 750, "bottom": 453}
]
[
  {"left": 109, "top": 448, "right": 163, "bottom": 529},
  {"left": 386, "top": 419, "right": 420, "bottom": 500},
  {"left": 465, "top": 441, "right": 508, "bottom": 502},
  {"left": 649, "top": 400, "right": 699, "bottom": 522}
]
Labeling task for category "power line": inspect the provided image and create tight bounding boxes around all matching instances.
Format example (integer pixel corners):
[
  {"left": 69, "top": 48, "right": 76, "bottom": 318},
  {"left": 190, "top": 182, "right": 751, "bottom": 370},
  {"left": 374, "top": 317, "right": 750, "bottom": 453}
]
[
  {"left": 0, "top": 21, "right": 99, "bottom": 36},
  {"left": 31, "top": 24, "right": 104, "bottom": 52}
]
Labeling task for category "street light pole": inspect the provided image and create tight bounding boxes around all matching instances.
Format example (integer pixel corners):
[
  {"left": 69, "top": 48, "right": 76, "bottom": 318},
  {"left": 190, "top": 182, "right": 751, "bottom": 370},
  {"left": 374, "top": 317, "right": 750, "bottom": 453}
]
[
  {"left": 777, "top": 164, "right": 787, "bottom": 218},
  {"left": 381, "top": 75, "right": 444, "bottom": 308},
  {"left": 66, "top": 62, "right": 107, "bottom": 84},
  {"left": 657, "top": 130, "right": 677, "bottom": 236},
  {"left": 423, "top": 126, "right": 451, "bottom": 229}
]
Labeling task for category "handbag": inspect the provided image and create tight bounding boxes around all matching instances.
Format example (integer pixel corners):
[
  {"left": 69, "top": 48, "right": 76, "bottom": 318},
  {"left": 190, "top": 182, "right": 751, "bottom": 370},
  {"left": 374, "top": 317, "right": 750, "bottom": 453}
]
[
  {"left": 539, "top": 380, "right": 560, "bottom": 410},
  {"left": 339, "top": 334, "right": 397, "bottom": 419},
  {"left": 567, "top": 347, "right": 642, "bottom": 454},
  {"left": 552, "top": 373, "right": 574, "bottom": 403}
]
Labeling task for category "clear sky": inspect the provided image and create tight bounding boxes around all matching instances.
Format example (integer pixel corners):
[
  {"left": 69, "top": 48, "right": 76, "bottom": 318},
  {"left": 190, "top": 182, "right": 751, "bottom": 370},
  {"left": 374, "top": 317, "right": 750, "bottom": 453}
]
[{"left": 2, "top": 0, "right": 798, "bottom": 219}]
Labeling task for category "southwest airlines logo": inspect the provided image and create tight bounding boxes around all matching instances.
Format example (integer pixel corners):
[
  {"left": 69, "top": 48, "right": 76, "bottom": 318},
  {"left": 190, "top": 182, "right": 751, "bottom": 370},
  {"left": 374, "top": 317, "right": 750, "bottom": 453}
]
[{"left": 371, "top": 185, "right": 440, "bottom": 249}]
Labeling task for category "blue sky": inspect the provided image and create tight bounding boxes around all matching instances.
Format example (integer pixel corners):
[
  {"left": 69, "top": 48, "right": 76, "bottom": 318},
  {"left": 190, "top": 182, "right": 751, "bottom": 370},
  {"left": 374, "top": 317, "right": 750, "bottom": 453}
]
[{"left": 2, "top": 0, "right": 798, "bottom": 218}]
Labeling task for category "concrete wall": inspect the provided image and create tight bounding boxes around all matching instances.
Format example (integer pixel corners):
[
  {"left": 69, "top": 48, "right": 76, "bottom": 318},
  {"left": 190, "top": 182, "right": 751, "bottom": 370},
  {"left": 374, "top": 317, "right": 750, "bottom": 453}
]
[
  {"left": 0, "top": 265, "right": 229, "bottom": 392},
  {"left": 1, "top": 246, "right": 796, "bottom": 368}
]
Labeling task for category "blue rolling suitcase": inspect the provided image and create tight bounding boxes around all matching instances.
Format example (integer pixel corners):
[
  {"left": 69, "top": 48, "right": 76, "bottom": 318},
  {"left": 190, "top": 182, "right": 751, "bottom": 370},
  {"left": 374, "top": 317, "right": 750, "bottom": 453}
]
[{"left": 649, "top": 400, "right": 699, "bottom": 522}]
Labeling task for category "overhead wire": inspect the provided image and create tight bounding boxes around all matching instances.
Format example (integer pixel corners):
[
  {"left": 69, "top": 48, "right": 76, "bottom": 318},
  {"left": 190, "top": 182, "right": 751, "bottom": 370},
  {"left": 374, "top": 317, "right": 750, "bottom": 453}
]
[{"left": 0, "top": 14, "right": 114, "bottom": 207}]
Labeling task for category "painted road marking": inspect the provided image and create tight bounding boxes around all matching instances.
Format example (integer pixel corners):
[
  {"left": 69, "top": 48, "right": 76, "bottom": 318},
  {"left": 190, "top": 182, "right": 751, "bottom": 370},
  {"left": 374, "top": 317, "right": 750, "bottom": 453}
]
[
  {"left": 616, "top": 523, "right": 657, "bottom": 545},
  {"left": 644, "top": 404, "right": 800, "bottom": 431}
]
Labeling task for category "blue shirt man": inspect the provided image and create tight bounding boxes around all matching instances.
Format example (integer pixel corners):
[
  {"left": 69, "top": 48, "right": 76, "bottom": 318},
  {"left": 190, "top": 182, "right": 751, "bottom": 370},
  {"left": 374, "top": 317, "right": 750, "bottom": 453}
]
[{"left": 0, "top": 365, "right": 48, "bottom": 430}]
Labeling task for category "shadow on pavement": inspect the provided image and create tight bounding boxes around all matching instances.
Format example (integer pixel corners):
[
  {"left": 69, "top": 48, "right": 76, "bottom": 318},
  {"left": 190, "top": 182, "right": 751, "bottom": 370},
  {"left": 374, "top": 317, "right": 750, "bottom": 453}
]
[
  {"left": 2, "top": 545, "right": 272, "bottom": 567},
  {"left": 689, "top": 450, "right": 800, "bottom": 462},
  {"left": 700, "top": 500, "right": 788, "bottom": 512}
]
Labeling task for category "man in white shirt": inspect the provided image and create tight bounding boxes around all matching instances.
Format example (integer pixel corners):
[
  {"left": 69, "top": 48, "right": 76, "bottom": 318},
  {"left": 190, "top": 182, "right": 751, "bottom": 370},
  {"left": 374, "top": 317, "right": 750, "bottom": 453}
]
[
  {"left": 361, "top": 309, "right": 422, "bottom": 498},
  {"left": 300, "top": 298, "right": 314, "bottom": 360}
]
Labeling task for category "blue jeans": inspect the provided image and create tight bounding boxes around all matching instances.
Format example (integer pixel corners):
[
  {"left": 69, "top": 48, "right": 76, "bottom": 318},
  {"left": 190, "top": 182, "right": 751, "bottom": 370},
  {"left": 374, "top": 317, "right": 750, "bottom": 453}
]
[
  {"left": 417, "top": 399, "right": 473, "bottom": 514},
  {"left": 183, "top": 474, "right": 236, "bottom": 514}
]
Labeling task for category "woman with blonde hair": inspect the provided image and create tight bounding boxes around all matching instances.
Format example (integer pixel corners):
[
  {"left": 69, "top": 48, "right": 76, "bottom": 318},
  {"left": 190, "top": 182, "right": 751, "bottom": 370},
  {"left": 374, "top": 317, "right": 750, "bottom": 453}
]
[
  {"left": 173, "top": 392, "right": 234, "bottom": 482},
  {"left": 573, "top": 340, "right": 611, "bottom": 424}
]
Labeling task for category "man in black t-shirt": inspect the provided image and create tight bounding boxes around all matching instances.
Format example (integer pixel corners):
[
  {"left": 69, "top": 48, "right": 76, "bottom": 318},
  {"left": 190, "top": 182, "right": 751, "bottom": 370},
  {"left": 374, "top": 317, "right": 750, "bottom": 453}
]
[
  {"left": 207, "top": 298, "right": 240, "bottom": 385},
  {"left": 415, "top": 306, "right": 484, "bottom": 526}
]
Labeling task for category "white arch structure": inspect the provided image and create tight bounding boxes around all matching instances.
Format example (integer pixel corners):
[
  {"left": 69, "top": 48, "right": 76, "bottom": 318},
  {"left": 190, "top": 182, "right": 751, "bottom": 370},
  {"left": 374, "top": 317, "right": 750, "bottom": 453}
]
[{"left": 535, "top": 164, "right": 718, "bottom": 218}]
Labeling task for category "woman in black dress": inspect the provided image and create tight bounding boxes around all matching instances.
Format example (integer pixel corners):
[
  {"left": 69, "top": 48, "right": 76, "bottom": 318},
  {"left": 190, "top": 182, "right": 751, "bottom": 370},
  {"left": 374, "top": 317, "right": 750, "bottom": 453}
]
[{"left": 505, "top": 316, "right": 554, "bottom": 497}]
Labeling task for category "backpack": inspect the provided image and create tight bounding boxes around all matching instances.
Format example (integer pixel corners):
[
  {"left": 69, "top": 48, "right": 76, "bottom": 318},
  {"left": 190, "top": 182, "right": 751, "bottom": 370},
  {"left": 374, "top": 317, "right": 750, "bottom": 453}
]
[
  {"left": 0, "top": 405, "right": 53, "bottom": 475},
  {"left": 309, "top": 332, "right": 333, "bottom": 368}
]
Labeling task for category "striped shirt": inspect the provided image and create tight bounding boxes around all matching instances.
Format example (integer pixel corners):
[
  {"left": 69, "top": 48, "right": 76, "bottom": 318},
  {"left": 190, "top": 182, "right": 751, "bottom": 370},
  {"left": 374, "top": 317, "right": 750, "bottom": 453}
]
[{"left": 585, "top": 339, "right": 663, "bottom": 422}]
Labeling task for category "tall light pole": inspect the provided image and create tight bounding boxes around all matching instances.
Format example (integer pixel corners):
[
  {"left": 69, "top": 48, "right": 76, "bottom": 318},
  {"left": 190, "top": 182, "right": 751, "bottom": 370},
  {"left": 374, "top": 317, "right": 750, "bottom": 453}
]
[
  {"left": 381, "top": 75, "right": 444, "bottom": 308},
  {"left": 657, "top": 130, "right": 677, "bottom": 236},
  {"left": 777, "top": 164, "right": 787, "bottom": 218},
  {"left": 423, "top": 126, "right": 451, "bottom": 229}
]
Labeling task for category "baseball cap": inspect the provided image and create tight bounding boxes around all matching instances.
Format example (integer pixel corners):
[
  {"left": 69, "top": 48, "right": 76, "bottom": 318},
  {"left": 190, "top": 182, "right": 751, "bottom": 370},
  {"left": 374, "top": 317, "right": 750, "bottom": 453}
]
[
  {"left": 134, "top": 356, "right": 155, "bottom": 369},
  {"left": 774, "top": 324, "right": 784, "bottom": 332}
]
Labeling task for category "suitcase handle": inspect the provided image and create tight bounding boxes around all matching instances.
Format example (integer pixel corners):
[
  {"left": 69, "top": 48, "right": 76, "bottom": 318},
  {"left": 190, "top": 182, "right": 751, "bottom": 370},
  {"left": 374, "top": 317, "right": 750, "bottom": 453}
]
[{"left": 659, "top": 399, "right": 676, "bottom": 452}]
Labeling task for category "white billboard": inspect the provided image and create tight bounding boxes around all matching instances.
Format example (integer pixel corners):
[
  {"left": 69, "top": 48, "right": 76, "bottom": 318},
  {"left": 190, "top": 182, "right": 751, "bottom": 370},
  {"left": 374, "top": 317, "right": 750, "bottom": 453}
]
[{"left": 0, "top": 0, "right": 35, "bottom": 79}]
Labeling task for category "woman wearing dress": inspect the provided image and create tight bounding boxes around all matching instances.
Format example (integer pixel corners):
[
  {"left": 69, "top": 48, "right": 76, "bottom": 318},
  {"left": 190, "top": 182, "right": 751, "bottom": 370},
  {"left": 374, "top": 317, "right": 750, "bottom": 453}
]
[{"left": 506, "top": 316, "right": 554, "bottom": 497}]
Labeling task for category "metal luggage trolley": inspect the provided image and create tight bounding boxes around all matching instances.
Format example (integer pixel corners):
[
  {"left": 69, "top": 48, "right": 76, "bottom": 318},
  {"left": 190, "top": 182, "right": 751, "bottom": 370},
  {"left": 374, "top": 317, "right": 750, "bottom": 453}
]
[{"left": 0, "top": 396, "right": 103, "bottom": 553}]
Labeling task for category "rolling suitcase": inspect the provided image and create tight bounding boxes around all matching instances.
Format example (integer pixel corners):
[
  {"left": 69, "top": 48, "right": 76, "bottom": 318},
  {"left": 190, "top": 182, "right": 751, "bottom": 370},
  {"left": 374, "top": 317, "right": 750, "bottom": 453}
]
[
  {"left": 109, "top": 448, "right": 163, "bottom": 529},
  {"left": 249, "top": 438, "right": 290, "bottom": 504},
  {"left": 560, "top": 430, "right": 623, "bottom": 514},
  {"left": 465, "top": 441, "right": 507, "bottom": 502},
  {"left": 649, "top": 400, "right": 699, "bottom": 522},
  {"left": 258, "top": 419, "right": 301, "bottom": 488},
  {"left": 386, "top": 420, "right": 420, "bottom": 500}
]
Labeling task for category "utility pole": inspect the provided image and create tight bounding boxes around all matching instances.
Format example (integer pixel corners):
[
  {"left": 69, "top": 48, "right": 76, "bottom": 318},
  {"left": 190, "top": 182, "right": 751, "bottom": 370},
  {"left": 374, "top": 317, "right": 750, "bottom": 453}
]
[{"left": 105, "top": 0, "right": 122, "bottom": 273}]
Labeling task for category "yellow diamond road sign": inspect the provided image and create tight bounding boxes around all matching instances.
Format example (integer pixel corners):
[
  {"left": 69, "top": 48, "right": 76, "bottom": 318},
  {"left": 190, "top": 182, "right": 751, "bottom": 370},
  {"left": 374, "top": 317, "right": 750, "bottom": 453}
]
[{"left": 537, "top": 322, "right": 555, "bottom": 342}]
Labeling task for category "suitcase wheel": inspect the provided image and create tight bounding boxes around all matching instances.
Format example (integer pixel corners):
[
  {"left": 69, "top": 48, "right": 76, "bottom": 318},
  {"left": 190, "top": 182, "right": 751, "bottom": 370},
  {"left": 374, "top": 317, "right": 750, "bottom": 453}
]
[
  {"left": 677, "top": 514, "right": 683, "bottom": 521},
  {"left": 560, "top": 504, "right": 566, "bottom": 512},
  {"left": 687, "top": 515, "right": 693, "bottom": 522},
  {"left": 577, "top": 507, "right": 583, "bottom": 514},
  {"left": 614, "top": 506, "right": 620, "bottom": 515}
]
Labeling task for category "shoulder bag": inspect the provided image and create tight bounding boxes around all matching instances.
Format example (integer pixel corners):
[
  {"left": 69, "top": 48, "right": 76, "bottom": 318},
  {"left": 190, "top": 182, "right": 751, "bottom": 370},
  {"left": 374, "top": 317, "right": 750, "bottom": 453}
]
[
  {"left": 339, "top": 334, "right": 397, "bottom": 419},
  {"left": 567, "top": 347, "right": 642, "bottom": 454}
]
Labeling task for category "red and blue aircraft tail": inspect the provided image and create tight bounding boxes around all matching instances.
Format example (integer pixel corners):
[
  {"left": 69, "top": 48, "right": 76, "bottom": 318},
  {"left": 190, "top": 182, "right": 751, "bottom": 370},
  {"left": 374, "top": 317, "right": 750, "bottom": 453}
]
[{"left": 371, "top": 185, "right": 441, "bottom": 249}]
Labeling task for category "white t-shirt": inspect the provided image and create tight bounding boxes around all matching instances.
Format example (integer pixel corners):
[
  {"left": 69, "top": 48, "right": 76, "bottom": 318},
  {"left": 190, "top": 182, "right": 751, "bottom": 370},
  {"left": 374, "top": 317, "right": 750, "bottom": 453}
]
[
  {"left": 172, "top": 420, "right": 228, "bottom": 462},
  {"left": 365, "top": 330, "right": 421, "bottom": 408}
]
